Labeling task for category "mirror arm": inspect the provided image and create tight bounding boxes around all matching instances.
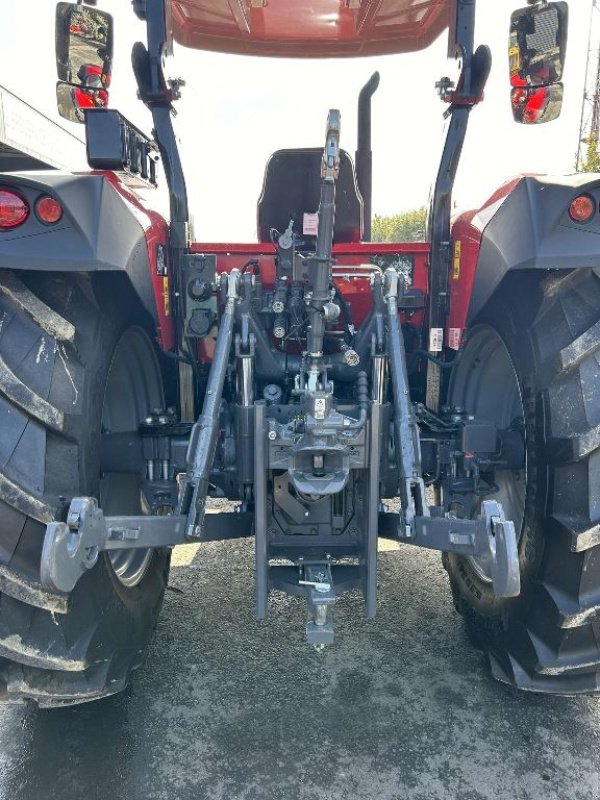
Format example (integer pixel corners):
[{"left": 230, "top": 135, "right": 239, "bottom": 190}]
[
  {"left": 131, "top": 0, "right": 190, "bottom": 359},
  {"left": 427, "top": 0, "right": 480, "bottom": 412},
  {"left": 152, "top": 106, "right": 189, "bottom": 251},
  {"left": 135, "top": 0, "right": 190, "bottom": 253},
  {"left": 448, "top": 0, "right": 475, "bottom": 96}
]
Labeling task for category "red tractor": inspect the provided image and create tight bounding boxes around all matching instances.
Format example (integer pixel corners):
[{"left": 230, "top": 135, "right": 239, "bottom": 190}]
[{"left": 0, "top": 0, "right": 596, "bottom": 707}]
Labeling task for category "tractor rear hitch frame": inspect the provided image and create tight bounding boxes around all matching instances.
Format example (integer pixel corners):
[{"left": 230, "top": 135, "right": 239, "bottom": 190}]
[
  {"left": 40, "top": 493, "right": 519, "bottom": 602},
  {"left": 38, "top": 105, "right": 521, "bottom": 644}
]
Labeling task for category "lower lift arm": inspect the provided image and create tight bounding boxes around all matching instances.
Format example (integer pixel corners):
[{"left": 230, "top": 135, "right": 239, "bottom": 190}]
[{"left": 382, "top": 266, "right": 520, "bottom": 599}]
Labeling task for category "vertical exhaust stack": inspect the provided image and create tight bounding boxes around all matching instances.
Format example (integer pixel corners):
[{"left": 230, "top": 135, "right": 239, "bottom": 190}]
[{"left": 356, "top": 71, "right": 380, "bottom": 242}]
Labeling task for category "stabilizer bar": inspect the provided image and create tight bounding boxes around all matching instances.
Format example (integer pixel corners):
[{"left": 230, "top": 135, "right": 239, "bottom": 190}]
[
  {"left": 178, "top": 269, "right": 240, "bottom": 537},
  {"left": 384, "top": 268, "right": 428, "bottom": 530}
]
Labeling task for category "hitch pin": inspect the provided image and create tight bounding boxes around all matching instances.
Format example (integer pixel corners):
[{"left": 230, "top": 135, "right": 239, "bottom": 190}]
[{"left": 299, "top": 579, "right": 331, "bottom": 593}]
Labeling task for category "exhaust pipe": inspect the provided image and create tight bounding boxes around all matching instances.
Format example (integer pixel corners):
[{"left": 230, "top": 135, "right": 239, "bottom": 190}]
[{"left": 356, "top": 71, "right": 380, "bottom": 242}]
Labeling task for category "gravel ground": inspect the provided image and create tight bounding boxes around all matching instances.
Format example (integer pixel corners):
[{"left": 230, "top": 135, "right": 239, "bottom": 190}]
[{"left": 0, "top": 518, "right": 598, "bottom": 800}]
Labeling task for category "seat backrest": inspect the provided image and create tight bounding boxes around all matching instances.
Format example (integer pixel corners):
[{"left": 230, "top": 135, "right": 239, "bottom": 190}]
[{"left": 257, "top": 148, "right": 364, "bottom": 244}]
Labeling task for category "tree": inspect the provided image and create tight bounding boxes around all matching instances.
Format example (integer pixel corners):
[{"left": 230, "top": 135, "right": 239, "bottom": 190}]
[
  {"left": 578, "top": 138, "right": 600, "bottom": 173},
  {"left": 372, "top": 206, "right": 427, "bottom": 243}
]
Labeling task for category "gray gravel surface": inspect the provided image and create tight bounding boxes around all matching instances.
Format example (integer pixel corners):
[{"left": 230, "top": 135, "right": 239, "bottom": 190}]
[{"left": 0, "top": 531, "right": 598, "bottom": 800}]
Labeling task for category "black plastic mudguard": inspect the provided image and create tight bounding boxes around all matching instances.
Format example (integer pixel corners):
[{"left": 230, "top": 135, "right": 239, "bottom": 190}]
[
  {"left": 0, "top": 171, "right": 159, "bottom": 322},
  {"left": 469, "top": 174, "right": 600, "bottom": 321}
]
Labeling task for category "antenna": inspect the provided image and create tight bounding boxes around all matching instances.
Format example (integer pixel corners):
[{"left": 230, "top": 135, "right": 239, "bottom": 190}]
[{"left": 577, "top": 0, "right": 600, "bottom": 171}]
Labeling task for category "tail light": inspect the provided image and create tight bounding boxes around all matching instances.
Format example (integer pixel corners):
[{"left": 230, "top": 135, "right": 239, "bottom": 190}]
[
  {"left": 35, "top": 196, "right": 63, "bottom": 225},
  {"left": 0, "top": 190, "right": 29, "bottom": 230},
  {"left": 568, "top": 194, "right": 596, "bottom": 224}
]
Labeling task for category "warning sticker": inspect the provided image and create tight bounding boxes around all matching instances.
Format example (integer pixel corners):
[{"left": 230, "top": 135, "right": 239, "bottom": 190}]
[
  {"left": 429, "top": 327, "right": 443, "bottom": 352},
  {"left": 314, "top": 397, "right": 326, "bottom": 420},
  {"left": 452, "top": 240, "right": 462, "bottom": 280},
  {"left": 448, "top": 327, "right": 462, "bottom": 350},
  {"left": 303, "top": 213, "right": 319, "bottom": 236},
  {"left": 162, "top": 277, "right": 170, "bottom": 317}
]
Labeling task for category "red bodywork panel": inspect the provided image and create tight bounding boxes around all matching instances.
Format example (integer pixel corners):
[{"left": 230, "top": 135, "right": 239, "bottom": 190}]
[
  {"left": 101, "top": 173, "right": 175, "bottom": 351},
  {"left": 447, "top": 177, "right": 525, "bottom": 349},
  {"left": 190, "top": 241, "right": 430, "bottom": 360},
  {"left": 170, "top": 0, "right": 452, "bottom": 57}
]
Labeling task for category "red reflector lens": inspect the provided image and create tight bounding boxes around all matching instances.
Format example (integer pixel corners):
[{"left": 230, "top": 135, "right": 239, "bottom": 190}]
[
  {"left": 0, "top": 190, "right": 29, "bottom": 229},
  {"left": 35, "top": 196, "right": 63, "bottom": 225},
  {"left": 569, "top": 194, "right": 595, "bottom": 223}
]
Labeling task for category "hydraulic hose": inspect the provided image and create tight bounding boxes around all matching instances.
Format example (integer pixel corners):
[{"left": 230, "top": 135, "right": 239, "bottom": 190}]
[{"left": 343, "top": 371, "right": 369, "bottom": 430}]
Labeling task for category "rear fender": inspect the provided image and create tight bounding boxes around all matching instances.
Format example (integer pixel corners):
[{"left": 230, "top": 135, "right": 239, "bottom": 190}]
[
  {"left": 448, "top": 174, "right": 600, "bottom": 348},
  {"left": 0, "top": 171, "right": 174, "bottom": 350}
]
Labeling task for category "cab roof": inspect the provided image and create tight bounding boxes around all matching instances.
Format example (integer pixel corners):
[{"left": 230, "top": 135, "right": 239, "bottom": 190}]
[{"left": 170, "top": 0, "right": 453, "bottom": 57}]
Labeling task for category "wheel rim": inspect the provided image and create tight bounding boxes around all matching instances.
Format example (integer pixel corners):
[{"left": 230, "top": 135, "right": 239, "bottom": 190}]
[
  {"left": 100, "top": 328, "right": 164, "bottom": 588},
  {"left": 448, "top": 325, "right": 527, "bottom": 583}
]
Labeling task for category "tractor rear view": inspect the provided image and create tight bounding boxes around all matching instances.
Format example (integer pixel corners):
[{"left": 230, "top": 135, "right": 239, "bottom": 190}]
[{"left": 0, "top": 0, "right": 598, "bottom": 707}]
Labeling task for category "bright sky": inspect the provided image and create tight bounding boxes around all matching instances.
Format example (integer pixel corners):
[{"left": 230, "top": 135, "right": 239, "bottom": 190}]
[{"left": 0, "top": 1, "right": 592, "bottom": 241}]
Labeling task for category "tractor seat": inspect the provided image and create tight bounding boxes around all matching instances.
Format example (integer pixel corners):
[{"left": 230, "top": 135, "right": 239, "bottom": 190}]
[{"left": 257, "top": 148, "right": 364, "bottom": 244}]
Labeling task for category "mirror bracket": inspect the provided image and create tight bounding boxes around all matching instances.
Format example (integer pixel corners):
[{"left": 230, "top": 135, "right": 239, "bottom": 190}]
[
  {"left": 134, "top": 0, "right": 190, "bottom": 248},
  {"left": 85, "top": 109, "right": 159, "bottom": 186}
]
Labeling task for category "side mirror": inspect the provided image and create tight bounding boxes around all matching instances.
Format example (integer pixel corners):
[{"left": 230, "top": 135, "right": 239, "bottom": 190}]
[
  {"left": 56, "top": 81, "right": 109, "bottom": 124},
  {"left": 509, "top": 1, "right": 568, "bottom": 124},
  {"left": 55, "top": 2, "right": 113, "bottom": 123},
  {"left": 511, "top": 83, "right": 564, "bottom": 124}
]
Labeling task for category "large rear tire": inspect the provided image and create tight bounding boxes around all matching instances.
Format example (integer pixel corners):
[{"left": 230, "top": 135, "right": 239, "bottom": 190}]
[
  {"left": 0, "top": 272, "right": 170, "bottom": 707},
  {"left": 445, "top": 269, "right": 600, "bottom": 694}
]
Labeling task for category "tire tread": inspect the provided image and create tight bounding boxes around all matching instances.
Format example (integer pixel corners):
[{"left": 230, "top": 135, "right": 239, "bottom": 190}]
[
  {"left": 0, "top": 272, "right": 169, "bottom": 707},
  {"left": 447, "top": 269, "right": 600, "bottom": 694}
]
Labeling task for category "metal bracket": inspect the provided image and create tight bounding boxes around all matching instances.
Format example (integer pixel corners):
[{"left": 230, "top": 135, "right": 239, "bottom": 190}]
[
  {"left": 182, "top": 252, "right": 217, "bottom": 338},
  {"left": 85, "top": 109, "right": 159, "bottom": 186},
  {"left": 41, "top": 497, "right": 187, "bottom": 593},
  {"left": 481, "top": 499, "right": 520, "bottom": 599},
  {"left": 397, "top": 500, "right": 520, "bottom": 597},
  {"left": 302, "top": 564, "right": 336, "bottom": 647},
  {"left": 321, "top": 109, "right": 341, "bottom": 179}
]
